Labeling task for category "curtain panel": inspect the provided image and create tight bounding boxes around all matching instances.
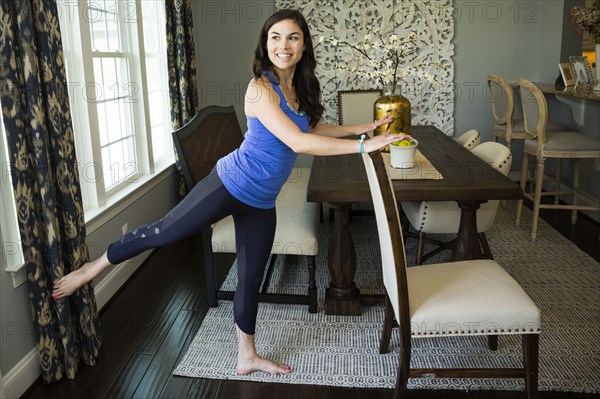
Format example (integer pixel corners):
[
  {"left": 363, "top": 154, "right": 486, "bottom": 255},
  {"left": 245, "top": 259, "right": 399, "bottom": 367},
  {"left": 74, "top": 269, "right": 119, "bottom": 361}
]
[
  {"left": 165, "top": 0, "right": 199, "bottom": 197},
  {"left": 0, "top": 0, "right": 101, "bottom": 383}
]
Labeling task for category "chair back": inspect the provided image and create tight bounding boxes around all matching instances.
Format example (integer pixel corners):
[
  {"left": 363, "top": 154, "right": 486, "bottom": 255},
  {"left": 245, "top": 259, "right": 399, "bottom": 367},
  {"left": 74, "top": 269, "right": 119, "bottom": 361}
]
[
  {"left": 471, "top": 142, "right": 512, "bottom": 176},
  {"left": 455, "top": 129, "right": 481, "bottom": 150},
  {"left": 487, "top": 74, "right": 515, "bottom": 127},
  {"left": 172, "top": 105, "right": 244, "bottom": 190},
  {"left": 338, "top": 89, "right": 382, "bottom": 126},
  {"left": 516, "top": 78, "right": 548, "bottom": 144},
  {"left": 471, "top": 142, "right": 512, "bottom": 231},
  {"left": 361, "top": 152, "right": 412, "bottom": 347}
]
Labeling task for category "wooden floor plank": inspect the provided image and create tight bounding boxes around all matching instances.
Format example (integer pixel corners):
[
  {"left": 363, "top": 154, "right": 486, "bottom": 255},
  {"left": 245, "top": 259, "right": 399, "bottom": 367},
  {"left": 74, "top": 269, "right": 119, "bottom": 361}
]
[
  {"left": 158, "top": 307, "right": 207, "bottom": 399},
  {"left": 185, "top": 378, "right": 221, "bottom": 399},
  {"left": 132, "top": 309, "right": 199, "bottom": 399},
  {"left": 104, "top": 353, "right": 153, "bottom": 399},
  {"left": 133, "top": 279, "right": 194, "bottom": 355}
]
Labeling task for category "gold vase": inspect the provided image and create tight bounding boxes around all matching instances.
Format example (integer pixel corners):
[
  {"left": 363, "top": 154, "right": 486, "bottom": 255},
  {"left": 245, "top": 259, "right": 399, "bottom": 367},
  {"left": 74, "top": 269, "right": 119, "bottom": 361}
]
[{"left": 373, "top": 85, "right": 411, "bottom": 151}]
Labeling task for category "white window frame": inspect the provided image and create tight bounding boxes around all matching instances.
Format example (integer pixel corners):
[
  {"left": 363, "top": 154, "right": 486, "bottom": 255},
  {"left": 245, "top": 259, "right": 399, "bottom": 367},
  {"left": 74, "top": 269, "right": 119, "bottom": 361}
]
[
  {"left": 2, "top": 1, "right": 174, "bottom": 286},
  {"left": 1, "top": 105, "right": 26, "bottom": 287},
  {"left": 59, "top": 0, "right": 174, "bottom": 215}
]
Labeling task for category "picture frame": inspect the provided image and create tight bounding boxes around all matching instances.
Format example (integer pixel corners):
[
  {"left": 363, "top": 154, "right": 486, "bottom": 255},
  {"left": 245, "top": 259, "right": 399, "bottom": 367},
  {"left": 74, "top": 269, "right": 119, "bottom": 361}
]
[
  {"left": 558, "top": 63, "right": 575, "bottom": 87},
  {"left": 569, "top": 56, "right": 596, "bottom": 87}
]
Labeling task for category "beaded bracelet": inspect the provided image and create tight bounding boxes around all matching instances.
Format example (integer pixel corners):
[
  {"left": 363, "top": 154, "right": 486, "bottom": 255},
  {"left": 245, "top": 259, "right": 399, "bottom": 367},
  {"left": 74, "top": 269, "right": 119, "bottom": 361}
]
[{"left": 358, "top": 134, "right": 366, "bottom": 154}]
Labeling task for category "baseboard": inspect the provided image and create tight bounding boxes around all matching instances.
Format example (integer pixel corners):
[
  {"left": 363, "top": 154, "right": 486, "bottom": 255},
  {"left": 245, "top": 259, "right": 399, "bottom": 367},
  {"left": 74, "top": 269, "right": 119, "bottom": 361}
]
[
  {"left": 2, "top": 348, "right": 39, "bottom": 399},
  {"left": 1, "top": 254, "right": 151, "bottom": 399}
]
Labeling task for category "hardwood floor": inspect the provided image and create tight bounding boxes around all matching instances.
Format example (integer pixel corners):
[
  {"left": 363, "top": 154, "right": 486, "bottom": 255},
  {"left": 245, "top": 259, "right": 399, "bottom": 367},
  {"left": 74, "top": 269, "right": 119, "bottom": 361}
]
[{"left": 21, "top": 203, "right": 599, "bottom": 399}]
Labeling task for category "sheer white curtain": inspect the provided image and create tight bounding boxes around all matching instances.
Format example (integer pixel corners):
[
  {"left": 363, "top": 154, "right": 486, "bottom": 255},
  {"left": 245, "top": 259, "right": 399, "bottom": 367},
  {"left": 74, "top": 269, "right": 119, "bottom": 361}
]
[{"left": 0, "top": 369, "right": 6, "bottom": 399}]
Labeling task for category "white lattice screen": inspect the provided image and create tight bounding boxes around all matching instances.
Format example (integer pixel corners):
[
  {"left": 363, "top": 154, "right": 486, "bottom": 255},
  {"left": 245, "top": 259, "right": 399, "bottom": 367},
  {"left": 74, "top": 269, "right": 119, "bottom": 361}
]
[{"left": 275, "top": 0, "right": 455, "bottom": 134}]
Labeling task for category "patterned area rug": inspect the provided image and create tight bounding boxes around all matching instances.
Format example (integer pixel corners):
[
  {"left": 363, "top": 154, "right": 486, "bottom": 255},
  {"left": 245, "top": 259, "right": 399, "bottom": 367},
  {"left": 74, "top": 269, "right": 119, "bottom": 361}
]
[{"left": 173, "top": 202, "right": 600, "bottom": 393}]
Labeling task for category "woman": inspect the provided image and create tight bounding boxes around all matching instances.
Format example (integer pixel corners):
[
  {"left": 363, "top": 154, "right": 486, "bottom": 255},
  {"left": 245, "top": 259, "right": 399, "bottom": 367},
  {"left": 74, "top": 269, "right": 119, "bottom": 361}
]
[{"left": 52, "top": 9, "right": 403, "bottom": 375}]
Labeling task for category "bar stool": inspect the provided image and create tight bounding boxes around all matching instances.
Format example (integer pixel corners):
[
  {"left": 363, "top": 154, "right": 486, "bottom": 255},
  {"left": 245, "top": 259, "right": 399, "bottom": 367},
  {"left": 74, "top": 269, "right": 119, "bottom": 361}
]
[{"left": 515, "top": 78, "right": 600, "bottom": 242}]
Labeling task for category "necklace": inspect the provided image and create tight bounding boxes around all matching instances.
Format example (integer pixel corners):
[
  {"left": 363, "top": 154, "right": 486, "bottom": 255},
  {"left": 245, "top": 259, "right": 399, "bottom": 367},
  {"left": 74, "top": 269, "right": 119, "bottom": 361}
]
[{"left": 280, "top": 84, "right": 299, "bottom": 110}]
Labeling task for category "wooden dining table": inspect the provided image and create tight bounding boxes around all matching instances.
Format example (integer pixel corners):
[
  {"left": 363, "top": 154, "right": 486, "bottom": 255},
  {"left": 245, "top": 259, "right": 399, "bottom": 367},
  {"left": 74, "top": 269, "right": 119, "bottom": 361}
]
[{"left": 307, "top": 125, "right": 524, "bottom": 315}]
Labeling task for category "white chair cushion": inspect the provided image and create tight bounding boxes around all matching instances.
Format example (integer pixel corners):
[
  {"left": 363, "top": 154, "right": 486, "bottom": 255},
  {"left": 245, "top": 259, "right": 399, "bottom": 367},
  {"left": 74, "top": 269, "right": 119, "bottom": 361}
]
[
  {"left": 408, "top": 259, "right": 541, "bottom": 337},
  {"left": 402, "top": 200, "right": 499, "bottom": 234},
  {"left": 495, "top": 120, "right": 564, "bottom": 136},
  {"left": 525, "top": 131, "right": 600, "bottom": 154},
  {"left": 211, "top": 168, "right": 319, "bottom": 256}
]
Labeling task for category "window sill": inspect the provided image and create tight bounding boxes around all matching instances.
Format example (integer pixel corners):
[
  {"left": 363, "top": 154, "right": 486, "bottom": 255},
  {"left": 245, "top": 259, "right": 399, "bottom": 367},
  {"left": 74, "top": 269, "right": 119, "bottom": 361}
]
[
  {"left": 5, "top": 159, "right": 177, "bottom": 288},
  {"left": 5, "top": 261, "right": 26, "bottom": 288},
  {"left": 84, "top": 159, "right": 176, "bottom": 234}
]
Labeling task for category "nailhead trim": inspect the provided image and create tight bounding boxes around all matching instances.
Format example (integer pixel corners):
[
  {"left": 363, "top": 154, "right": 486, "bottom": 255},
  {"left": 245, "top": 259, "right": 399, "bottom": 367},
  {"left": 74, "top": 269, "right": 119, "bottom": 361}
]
[{"left": 411, "top": 327, "right": 541, "bottom": 336}]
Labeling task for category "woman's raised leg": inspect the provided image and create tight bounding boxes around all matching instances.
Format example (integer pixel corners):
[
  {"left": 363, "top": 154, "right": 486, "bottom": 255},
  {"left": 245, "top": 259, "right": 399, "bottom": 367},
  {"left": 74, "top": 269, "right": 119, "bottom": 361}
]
[{"left": 52, "top": 171, "right": 236, "bottom": 299}]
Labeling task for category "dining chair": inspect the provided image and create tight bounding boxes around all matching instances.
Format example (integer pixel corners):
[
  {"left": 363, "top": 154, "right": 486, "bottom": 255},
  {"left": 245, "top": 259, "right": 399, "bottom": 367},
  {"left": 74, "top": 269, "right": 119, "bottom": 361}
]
[
  {"left": 362, "top": 150, "right": 541, "bottom": 399},
  {"left": 337, "top": 89, "right": 383, "bottom": 126},
  {"left": 336, "top": 89, "right": 384, "bottom": 219},
  {"left": 454, "top": 129, "right": 480, "bottom": 150},
  {"left": 515, "top": 78, "right": 600, "bottom": 242},
  {"left": 172, "top": 105, "right": 319, "bottom": 312},
  {"left": 401, "top": 141, "right": 512, "bottom": 265}
]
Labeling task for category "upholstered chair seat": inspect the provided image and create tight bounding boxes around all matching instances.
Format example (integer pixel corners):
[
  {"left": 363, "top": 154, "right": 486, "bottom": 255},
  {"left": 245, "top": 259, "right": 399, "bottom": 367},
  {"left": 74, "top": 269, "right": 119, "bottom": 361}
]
[
  {"left": 524, "top": 131, "right": 600, "bottom": 153},
  {"left": 494, "top": 120, "right": 563, "bottom": 137},
  {"left": 211, "top": 168, "right": 319, "bottom": 257},
  {"left": 408, "top": 260, "right": 540, "bottom": 337}
]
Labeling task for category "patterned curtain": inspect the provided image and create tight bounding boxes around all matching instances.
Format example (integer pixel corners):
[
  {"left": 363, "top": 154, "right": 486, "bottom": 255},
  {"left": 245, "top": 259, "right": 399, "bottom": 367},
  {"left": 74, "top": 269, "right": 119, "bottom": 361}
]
[
  {"left": 165, "top": 0, "right": 199, "bottom": 197},
  {"left": 0, "top": 0, "right": 102, "bottom": 383}
]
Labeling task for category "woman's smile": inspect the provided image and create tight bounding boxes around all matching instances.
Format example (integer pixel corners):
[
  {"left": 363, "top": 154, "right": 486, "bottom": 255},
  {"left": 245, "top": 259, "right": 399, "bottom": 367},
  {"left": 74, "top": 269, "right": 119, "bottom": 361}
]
[{"left": 267, "top": 19, "right": 304, "bottom": 73}]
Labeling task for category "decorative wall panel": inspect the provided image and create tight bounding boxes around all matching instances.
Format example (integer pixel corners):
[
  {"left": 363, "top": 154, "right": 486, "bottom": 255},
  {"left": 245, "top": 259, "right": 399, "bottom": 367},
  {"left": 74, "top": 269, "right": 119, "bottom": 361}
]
[{"left": 275, "top": 0, "right": 455, "bottom": 134}]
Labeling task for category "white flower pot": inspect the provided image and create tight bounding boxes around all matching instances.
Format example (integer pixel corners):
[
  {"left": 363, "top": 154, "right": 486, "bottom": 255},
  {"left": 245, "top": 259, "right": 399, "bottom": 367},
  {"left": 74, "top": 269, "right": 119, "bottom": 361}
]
[{"left": 390, "top": 139, "right": 418, "bottom": 168}]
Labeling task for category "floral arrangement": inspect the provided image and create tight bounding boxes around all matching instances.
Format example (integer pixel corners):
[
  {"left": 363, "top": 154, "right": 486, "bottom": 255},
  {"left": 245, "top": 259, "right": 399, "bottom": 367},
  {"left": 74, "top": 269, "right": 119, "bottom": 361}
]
[
  {"left": 319, "top": 27, "right": 446, "bottom": 90},
  {"left": 570, "top": 0, "right": 600, "bottom": 44}
]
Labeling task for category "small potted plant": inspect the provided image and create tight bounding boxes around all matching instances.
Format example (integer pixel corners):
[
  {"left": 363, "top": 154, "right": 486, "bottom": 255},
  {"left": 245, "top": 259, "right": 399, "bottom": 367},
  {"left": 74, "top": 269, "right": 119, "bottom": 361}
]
[{"left": 389, "top": 135, "right": 418, "bottom": 169}]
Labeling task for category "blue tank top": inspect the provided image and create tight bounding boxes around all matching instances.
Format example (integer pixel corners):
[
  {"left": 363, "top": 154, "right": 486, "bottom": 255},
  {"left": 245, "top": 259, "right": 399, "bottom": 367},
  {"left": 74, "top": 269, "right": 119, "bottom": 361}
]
[{"left": 216, "top": 71, "right": 310, "bottom": 209}]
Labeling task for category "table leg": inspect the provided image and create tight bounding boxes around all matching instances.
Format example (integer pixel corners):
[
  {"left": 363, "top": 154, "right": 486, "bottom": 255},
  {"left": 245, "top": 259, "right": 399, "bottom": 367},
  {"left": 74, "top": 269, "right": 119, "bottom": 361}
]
[
  {"left": 452, "top": 200, "right": 484, "bottom": 261},
  {"left": 324, "top": 203, "right": 362, "bottom": 315}
]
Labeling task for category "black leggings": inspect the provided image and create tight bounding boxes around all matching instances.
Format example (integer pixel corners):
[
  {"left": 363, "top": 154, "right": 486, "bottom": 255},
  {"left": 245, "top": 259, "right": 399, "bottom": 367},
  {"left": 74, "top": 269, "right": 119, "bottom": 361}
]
[{"left": 106, "top": 170, "right": 276, "bottom": 335}]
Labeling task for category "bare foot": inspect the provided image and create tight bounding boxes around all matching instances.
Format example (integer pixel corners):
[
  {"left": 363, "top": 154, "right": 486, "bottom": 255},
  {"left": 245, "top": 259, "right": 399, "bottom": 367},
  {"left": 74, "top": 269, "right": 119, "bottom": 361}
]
[
  {"left": 52, "top": 252, "right": 111, "bottom": 300},
  {"left": 52, "top": 265, "right": 93, "bottom": 299},
  {"left": 235, "top": 323, "right": 291, "bottom": 375},
  {"left": 236, "top": 355, "right": 292, "bottom": 375}
]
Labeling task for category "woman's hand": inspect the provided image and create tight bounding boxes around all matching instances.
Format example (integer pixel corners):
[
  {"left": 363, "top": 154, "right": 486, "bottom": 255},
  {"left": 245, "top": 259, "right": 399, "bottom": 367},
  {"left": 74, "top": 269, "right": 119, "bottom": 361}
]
[
  {"left": 363, "top": 132, "right": 407, "bottom": 153},
  {"left": 356, "top": 116, "right": 394, "bottom": 135}
]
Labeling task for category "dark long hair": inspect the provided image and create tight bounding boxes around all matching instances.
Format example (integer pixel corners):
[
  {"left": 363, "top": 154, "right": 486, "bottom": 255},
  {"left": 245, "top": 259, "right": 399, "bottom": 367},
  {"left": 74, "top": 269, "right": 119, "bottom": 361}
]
[{"left": 252, "top": 9, "right": 324, "bottom": 128}]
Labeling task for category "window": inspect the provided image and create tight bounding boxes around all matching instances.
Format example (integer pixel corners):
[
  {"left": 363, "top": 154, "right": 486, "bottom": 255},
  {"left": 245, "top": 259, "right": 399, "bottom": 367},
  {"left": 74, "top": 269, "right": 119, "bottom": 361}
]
[
  {"left": 0, "top": 103, "right": 25, "bottom": 277},
  {"left": 58, "top": 0, "right": 172, "bottom": 211}
]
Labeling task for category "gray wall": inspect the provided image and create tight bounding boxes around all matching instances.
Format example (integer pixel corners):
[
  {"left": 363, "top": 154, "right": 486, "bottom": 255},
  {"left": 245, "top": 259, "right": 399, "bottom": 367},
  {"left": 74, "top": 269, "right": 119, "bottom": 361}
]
[
  {"left": 453, "top": 0, "right": 564, "bottom": 138},
  {"left": 0, "top": 228, "right": 32, "bottom": 375},
  {"left": 192, "top": 0, "right": 276, "bottom": 131}
]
